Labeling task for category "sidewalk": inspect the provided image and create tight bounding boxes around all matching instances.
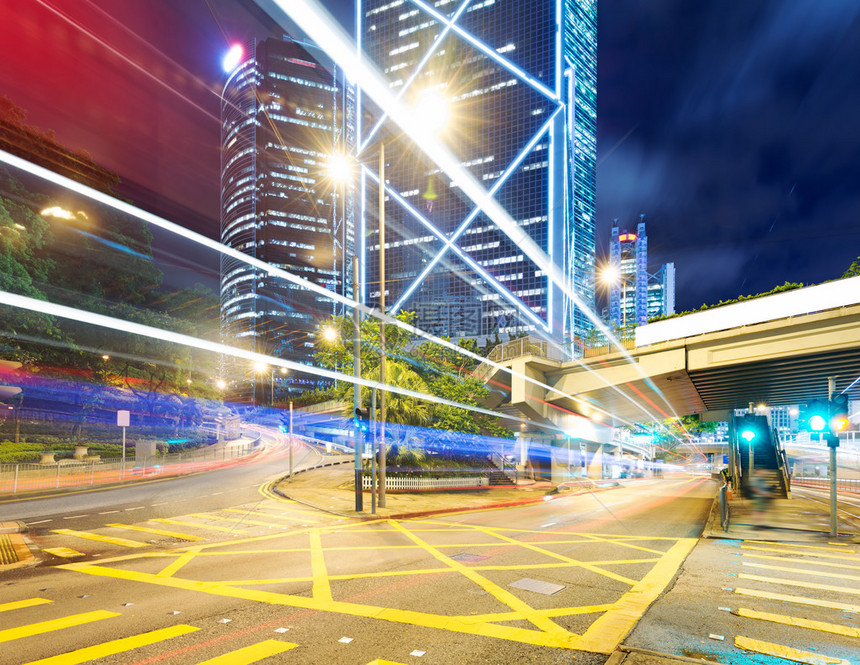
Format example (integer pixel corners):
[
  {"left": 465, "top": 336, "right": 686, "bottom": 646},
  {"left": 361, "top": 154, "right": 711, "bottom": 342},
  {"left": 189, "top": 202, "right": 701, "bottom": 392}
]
[
  {"left": 272, "top": 461, "right": 558, "bottom": 519},
  {"left": 702, "top": 489, "right": 860, "bottom": 543}
]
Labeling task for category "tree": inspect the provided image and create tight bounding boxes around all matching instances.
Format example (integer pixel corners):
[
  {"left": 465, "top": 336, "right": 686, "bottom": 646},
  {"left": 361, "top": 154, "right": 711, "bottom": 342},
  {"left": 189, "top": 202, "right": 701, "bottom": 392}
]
[{"left": 842, "top": 257, "right": 860, "bottom": 279}]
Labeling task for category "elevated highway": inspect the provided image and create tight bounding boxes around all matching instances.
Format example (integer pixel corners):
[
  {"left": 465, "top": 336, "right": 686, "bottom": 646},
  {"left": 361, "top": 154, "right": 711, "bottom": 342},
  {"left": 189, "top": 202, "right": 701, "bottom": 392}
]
[{"left": 481, "top": 276, "right": 860, "bottom": 430}]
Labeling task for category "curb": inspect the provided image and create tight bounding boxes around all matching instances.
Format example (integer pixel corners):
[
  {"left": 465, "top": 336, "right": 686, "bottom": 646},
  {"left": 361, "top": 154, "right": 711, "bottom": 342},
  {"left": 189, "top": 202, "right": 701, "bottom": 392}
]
[
  {"left": 611, "top": 645, "right": 726, "bottom": 665},
  {"left": 0, "top": 521, "right": 35, "bottom": 571}
]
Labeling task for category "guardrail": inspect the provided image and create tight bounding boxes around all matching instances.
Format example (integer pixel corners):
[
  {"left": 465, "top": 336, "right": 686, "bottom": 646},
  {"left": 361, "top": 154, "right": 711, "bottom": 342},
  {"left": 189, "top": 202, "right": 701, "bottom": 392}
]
[
  {"left": 719, "top": 483, "right": 729, "bottom": 532},
  {"left": 791, "top": 476, "right": 860, "bottom": 494},
  {"left": 0, "top": 435, "right": 261, "bottom": 494},
  {"left": 361, "top": 475, "right": 489, "bottom": 491}
]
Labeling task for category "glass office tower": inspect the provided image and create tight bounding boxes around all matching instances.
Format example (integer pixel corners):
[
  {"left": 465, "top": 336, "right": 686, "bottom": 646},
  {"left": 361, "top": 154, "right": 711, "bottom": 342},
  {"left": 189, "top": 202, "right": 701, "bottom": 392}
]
[
  {"left": 357, "top": 0, "right": 596, "bottom": 347},
  {"left": 220, "top": 35, "right": 353, "bottom": 400}
]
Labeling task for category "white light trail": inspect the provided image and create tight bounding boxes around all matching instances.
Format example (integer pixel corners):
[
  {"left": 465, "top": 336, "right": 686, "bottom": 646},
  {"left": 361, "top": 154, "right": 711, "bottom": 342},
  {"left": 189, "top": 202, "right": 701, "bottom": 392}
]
[{"left": 256, "top": 0, "right": 688, "bottom": 428}]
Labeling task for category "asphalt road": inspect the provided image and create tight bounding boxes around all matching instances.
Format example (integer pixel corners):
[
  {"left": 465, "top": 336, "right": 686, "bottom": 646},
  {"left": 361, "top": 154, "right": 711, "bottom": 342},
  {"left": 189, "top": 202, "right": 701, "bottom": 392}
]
[{"left": 0, "top": 474, "right": 718, "bottom": 664}]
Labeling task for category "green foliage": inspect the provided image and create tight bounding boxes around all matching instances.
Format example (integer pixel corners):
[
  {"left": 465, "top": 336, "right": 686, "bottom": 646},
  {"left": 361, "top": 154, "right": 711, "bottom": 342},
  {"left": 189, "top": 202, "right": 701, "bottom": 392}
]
[
  {"left": 647, "top": 281, "right": 805, "bottom": 323},
  {"left": 843, "top": 257, "right": 860, "bottom": 279}
]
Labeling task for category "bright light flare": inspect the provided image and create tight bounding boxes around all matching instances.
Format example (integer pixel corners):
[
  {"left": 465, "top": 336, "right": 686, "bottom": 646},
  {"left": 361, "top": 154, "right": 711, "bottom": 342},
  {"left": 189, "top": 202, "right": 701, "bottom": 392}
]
[
  {"left": 413, "top": 90, "right": 449, "bottom": 134},
  {"left": 326, "top": 153, "right": 352, "bottom": 182},
  {"left": 600, "top": 265, "right": 620, "bottom": 285},
  {"left": 223, "top": 44, "right": 244, "bottom": 74},
  {"left": 41, "top": 206, "right": 74, "bottom": 220},
  {"left": 322, "top": 326, "right": 337, "bottom": 342}
]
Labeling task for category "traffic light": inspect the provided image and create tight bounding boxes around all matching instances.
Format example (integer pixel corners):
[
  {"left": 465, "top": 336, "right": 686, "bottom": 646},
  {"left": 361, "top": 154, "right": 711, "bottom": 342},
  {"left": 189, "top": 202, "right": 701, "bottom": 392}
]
[
  {"left": 800, "top": 399, "right": 829, "bottom": 433},
  {"left": 353, "top": 408, "right": 368, "bottom": 434},
  {"left": 737, "top": 414, "right": 759, "bottom": 444},
  {"left": 830, "top": 394, "right": 849, "bottom": 434}
]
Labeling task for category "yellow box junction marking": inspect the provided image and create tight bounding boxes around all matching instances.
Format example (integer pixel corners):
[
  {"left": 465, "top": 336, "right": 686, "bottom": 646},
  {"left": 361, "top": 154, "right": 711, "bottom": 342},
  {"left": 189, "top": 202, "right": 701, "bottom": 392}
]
[
  {"left": 195, "top": 639, "right": 297, "bottom": 664},
  {"left": 107, "top": 523, "right": 205, "bottom": 541},
  {"left": 0, "top": 610, "right": 118, "bottom": 643},
  {"left": 152, "top": 518, "right": 246, "bottom": 534},
  {"left": 737, "top": 607, "right": 860, "bottom": 638},
  {"left": 734, "top": 587, "right": 860, "bottom": 614},
  {"left": 365, "top": 661, "right": 408, "bottom": 665},
  {"left": 56, "top": 517, "right": 697, "bottom": 654},
  {"left": 50, "top": 529, "right": 147, "bottom": 549},
  {"left": 21, "top": 624, "right": 198, "bottom": 665},
  {"left": 735, "top": 635, "right": 849, "bottom": 665},
  {"left": 222, "top": 507, "right": 318, "bottom": 524},
  {"left": 43, "top": 548, "right": 85, "bottom": 559},
  {"left": 187, "top": 513, "right": 288, "bottom": 529},
  {"left": 0, "top": 598, "right": 52, "bottom": 613}
]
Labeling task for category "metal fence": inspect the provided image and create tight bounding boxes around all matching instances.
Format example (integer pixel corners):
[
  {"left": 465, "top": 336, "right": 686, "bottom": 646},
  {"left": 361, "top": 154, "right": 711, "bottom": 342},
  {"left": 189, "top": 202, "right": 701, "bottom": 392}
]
[
  {"left": 361, "top": 475, "right": 489, "bottom": 491},
  {"left": 0, "top": 437, "right": 260, "bottom": 494},
  {"left": 791, "top": 476, "right": 860, "bottom": 494}
]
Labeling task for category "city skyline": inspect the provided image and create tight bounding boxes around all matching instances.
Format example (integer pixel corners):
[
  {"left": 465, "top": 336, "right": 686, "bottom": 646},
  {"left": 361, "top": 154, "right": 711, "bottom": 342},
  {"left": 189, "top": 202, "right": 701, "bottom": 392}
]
[{"left": 0, "top": 0, "right": 857, "bottom": 315}]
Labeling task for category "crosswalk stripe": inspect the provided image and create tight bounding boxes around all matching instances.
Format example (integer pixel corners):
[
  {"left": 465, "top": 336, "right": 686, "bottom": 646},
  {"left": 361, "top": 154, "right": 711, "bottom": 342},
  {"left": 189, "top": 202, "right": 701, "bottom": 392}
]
[
  {"left": 742, "top": 561, "right": 860, "bottom": 582},
  {"left": 734, "top": 587, "right": 860, "bottom": 613},
  {"left": 187, "top": 513, "right": 286, "bottom": 528},
  {"left": 50, "top": 529, "right": 147, "bottom": 549},
  {"left": 0, "top": 611, "right": 119, "bottom": 643},
  {"left": 194, "top": 639, "right": 297, "bottom": 664},
  {"left": 741, "top": 545, "right": 857, "bottom": 562},
  {"left": 151, "top": 518, "right": 245, "bottom": 534},
  {"left": 737, "top": 607, "right": 860, "bottom": 638},
  {"left": 739, "top": 573, "right": 860, "bottom": 595},
  {"left": 21, "top": 624, "right": 199, "bottom": 665},
  {"left": 107, "top": 523, "right": 205, "bottom": 541},
  {"left": 745, "top": 540, "right": 855, "bottom": 554},
  {"left": 0, "top": 598, "right": 52, "bottom": 613},
  {"left": 735, "top": 635, "right": 849, "bottom": 665},
  {"left": 742, "top": 552, "right": 860, "bottom": 571},
  {"left": 43, "top": 548, "right": 85, "bottom": 559}
]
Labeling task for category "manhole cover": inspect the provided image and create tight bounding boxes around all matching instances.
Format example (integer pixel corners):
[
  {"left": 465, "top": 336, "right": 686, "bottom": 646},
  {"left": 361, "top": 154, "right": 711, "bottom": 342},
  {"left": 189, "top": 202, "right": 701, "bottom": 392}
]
[
  {"left": 450, "top": 553, "right": 489, "bottom": 563},
  {"left": 508, "top": 578, "right": 565, "bottom": 595}
]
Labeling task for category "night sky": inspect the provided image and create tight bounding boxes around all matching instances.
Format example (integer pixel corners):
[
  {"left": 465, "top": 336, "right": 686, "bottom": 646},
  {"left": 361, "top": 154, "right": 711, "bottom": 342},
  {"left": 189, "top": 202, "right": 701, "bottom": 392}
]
[{"left": 1, "top": 0, "right": 858, "bottom": 314}]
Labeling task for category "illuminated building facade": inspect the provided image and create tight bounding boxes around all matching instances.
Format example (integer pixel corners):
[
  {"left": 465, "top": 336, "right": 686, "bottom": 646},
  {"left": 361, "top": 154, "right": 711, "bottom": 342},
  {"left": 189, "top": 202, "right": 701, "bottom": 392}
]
[
  {"left": 220, "top": 35, "right": 353, "bottom": 400},
  {"left": 607, "top": 218, "right": 675, "bottom": 328},
  {"left": 357, "top": 0, "right": 596, "bottom": 346}
]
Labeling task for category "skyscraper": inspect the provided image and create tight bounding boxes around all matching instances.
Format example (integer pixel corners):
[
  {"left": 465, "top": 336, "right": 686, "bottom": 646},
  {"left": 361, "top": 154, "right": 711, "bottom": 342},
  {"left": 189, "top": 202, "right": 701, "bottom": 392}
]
[
  {"left": 357, "top": 0, "right": 596, "bottom": 347},
  {"left": 220, "top": 35, "right": 352, "bottom": 400},
  {"left": 606, "top": 218, "right": 675, "bottom": 329}
]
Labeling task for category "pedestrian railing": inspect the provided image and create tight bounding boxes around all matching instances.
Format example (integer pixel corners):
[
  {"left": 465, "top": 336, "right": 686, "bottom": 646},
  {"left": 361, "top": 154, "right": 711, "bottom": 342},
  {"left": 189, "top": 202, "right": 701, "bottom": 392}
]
[
  {"left": 719, "top": 483, "right": 730, "bottom": 532},
  {"left": 791, "top": 476, "right": 860, "bottom": 494},
  {"left": 361, "top": 475, "right": 489, "bottom": 491},
  {"left": 0, "top": 435, "right": 261, "bottom": 495}
]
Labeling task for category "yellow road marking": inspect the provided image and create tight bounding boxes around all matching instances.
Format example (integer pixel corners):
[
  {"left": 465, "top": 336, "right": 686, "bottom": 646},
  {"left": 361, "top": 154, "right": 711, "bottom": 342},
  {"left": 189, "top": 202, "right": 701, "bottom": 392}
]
[
  {"left": 0, "top": 611, "right": 119, "bottom": 642},
  {"left": 737, "top": 607, "right": 860, "bottom": 638},
  {"left": 734, "top": 587, "right": 860, "bottom": 613},
  {"left": 107, "top": 523, "right": 205, "bottom": 541},
  {"left": 0, "top": 598, "right": 52, "bottom": 613},
  {"left": 739, "top": 573, "right": 860, "bottom": 595},
  {"left": 50, "top": 529, "right": 147, "bottom": 549},
  {"left": 735, "top": 635, "right": 849, "bottom": 665},
  {"left": 195, "top": 639, "right": 297, "bottom": 664},
  {"left": 743, "top": 553, "right": 860, "bottom": 571},
  {"left": 578, "top": 538, "right": 697, "bottom": 653},
  {"left": 152, "top": 518, "right": 245, "bottom": 534},
  {"left": 222, "top": 508, "right": 318, "bottom": 524},
  {"left": 469, "top": 524, "right": 637, "bottom": 586},
  {"left": 366, "top": 661, "right": 408, "bottom": 665},
  {"left": 21, "top": 624, "right": 199, "bottom": 665},
  {"left": 188, "top": 513, "right": 286, "bottom": 529},
  {"left": 309, "top": 529, "right": 332, "bottom": 601},
  {"left": 457, "top": 603, "right": 614, "bottom": 623},
  {"left": 741, "top": 545, "right": 857, "bottom": 562},
  {"left": 43, "top": 548, "right": 85, "bottom": 559},
  {"left": 158, "top": 547, "right": 204, "bottom": 578},
  {"left": 215, "top": 558, "right": 661, "bottom": 586},
  {"left": 742, "top": 561, "right": 860, "bottom": 582},
  {"left": 745, "top": 540, "right": 855, "bottom": 554}
]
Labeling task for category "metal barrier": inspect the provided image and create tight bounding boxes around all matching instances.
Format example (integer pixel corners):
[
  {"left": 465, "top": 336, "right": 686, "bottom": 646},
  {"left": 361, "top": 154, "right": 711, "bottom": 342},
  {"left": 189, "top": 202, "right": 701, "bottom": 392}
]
[
  {"left": 719, "top": 483, "right": 729, "bottom": 532},
  {"left": 0, "top": 436, "right": 260, "bottom": 494},
  {"left": 361, "top": 475, "right": 489, "bottom": 491},
  {"left": 791, "top": 476, "right": 860, "bottom": 494}
]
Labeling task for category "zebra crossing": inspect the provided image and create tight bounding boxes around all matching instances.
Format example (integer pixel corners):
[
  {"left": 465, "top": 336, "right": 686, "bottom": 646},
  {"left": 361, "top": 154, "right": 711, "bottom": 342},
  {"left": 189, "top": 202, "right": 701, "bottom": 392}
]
[
  {"left": 0, "top": 597, "right": 419, "bottom": 664},
  {"left": 38, "top": 500, "right": 342, "bottom": 560}
]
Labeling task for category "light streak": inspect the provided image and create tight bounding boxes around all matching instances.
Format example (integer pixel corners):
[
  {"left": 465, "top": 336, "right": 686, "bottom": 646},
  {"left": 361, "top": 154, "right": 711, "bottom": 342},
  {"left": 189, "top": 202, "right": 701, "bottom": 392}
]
[{"left": 262, "top": 0, "right": 686, "bottom": 431}]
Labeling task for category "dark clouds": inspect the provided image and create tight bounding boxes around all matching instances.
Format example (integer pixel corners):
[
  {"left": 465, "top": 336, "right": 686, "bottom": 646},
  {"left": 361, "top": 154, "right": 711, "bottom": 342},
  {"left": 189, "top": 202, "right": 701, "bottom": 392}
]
[{"left": 597, "top": 0, "right": 860, "bottom": 310}]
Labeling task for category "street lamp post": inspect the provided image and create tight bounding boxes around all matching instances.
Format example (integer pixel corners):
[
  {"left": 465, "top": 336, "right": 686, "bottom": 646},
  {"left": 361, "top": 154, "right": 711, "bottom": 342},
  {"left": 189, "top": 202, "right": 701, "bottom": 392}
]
[{"left": 378, "top": 142, "right": 387, "bottom": 508}]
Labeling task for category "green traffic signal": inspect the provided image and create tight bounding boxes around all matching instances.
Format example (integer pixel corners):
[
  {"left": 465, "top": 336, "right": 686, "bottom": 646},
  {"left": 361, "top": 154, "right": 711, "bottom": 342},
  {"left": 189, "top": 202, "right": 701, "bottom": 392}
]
[
  {"left": 808, "top": 414, "right": 827, "bottom": 432},
  {"left": 740, "top": 428, "right": 756, "bottom": 442}
]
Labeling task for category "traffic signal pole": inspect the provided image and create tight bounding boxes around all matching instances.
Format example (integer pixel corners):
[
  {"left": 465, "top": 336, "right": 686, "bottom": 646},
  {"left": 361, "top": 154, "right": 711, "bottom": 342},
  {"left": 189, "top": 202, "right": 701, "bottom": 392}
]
[
  {"left": 828, "top": 376, "right": 838, "bottom": 537},
  {"left": 353, "top": 256, "right": 363, "bottom": 512}
]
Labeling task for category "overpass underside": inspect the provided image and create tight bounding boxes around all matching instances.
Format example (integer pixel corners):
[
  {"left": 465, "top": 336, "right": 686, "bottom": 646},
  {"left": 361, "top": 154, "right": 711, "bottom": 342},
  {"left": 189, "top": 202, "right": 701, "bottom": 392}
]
[{"left": 482, "top": 303, "right": 860, "bottom": 427}]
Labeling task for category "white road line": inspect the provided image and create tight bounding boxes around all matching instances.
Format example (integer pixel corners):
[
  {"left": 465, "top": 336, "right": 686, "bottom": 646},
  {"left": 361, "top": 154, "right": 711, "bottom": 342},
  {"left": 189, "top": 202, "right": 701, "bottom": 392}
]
[
  {"left": 27, "top": 519, "right": 52, "bottom": 525},
  {"left": 211, "top": 492, "right": 224, "bottom": 496},
  {"left": 126, "top": 506, "right": 145, "bottom": 511},
  {"left": 63, "top": 515, "right": 89, "bottom": 520},
  {"left": 98, "top": 510, "right": 120, "bottom": 515},
  {"left": 152, "top": 503, "right": 168, "bottom": 506}
]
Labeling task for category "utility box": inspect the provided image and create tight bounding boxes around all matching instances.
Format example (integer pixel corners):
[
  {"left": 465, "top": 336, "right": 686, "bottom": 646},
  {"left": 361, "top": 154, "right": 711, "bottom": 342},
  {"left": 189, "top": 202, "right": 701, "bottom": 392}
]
[{"left": 135, "top": 440, "right": 156, "bottom": 460}]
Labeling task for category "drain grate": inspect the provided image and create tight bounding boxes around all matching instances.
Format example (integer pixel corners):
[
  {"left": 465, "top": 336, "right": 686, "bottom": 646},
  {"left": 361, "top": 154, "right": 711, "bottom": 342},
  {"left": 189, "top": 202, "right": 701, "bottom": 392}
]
[{"left": 450, "top": 553, "right": 489, "bottom": 563}]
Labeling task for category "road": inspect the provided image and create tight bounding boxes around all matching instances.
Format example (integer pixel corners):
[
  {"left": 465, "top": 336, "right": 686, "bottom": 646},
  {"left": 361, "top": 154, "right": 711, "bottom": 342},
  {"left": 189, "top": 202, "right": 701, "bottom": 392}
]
[
  {"left": 1, "top": 474, "right": 717, "bottom": 664},
  {"left": 2, "top": 469, "right": 858, "bottom": 664}
]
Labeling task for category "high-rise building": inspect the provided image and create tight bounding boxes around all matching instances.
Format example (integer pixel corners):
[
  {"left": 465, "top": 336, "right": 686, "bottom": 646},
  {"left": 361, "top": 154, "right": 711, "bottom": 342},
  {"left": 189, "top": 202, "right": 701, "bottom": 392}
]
[
  {"left": 607, "top": 218, "right": 674, "bottom": 328},
  {"left": 220, "top": 35, "right": 353, "bottom": 401},
  {"left": 357, "top": 0, "right": 596, "bottom": 346}
]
